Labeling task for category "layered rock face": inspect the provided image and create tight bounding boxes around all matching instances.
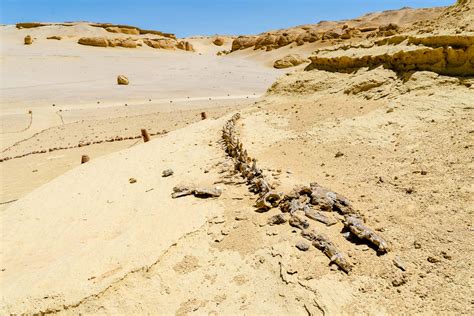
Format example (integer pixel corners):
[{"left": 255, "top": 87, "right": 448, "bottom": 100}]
[
  {"left": 230, "top": 7, "right": 445, "bottom": 52},
  {"left": 77, "top": 37, "right": 194, "bottom": 51},
  {"left": 306, "top": 35, "right": 474, "bottom": 76}
]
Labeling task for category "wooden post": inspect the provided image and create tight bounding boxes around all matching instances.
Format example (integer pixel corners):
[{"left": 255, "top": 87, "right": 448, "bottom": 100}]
[
  {"left": 201, "top": 112, "right": 207, "bottom": 120},
  {"left": 141, "top": 129, "right": 150, "bottom": 142},
  {"left": 81, "top": 155, "right": 90, "bottom": 164}
]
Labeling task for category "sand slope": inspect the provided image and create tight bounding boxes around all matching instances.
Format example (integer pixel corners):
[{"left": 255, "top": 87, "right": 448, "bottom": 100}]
[
  {"left": 1, "top": 3, "right": 473, "bottom": 315},
  {"left": 1, "top": 117, "right": 227, "bottom": 313}
]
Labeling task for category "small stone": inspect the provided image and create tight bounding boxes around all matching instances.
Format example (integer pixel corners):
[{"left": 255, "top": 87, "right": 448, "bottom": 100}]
[
  {"left": 162, "top": 169, "right": 174, "bottom": 177},
  {"left": 268, "top": 214, "right": 288, "bottom": 226},
  {"left": 392, "top": 274, "right": 407, "bottom": 287},
  {"left": 427, "top": 256, "right": 441, "bottom": 263},
  {"left": 129, "top": 178, "right": 137, "bottom": 184},
  {"left": 414, "top": 241, "right": 422, "bottom": 249},
  {"left": 221, "top": 229, "right": 230, "bottom": 236},
  {"left": 386, "top": 108, "right": 394, "bottom": 113},
  {"left": 393, "top": 256, "right": 407, "bottom": 271},
  {"left": 295, "top": 241, "right": 310, "bottom": 251},
  {"left": 235, "top": 215, "right": 248, "bottom": 221},
  {"left": 420, "top": 170, "right": 427, "bottom": 175},
  {"left": 335, "top": 151, "right": 344, "bottom": 158},
  {"left": 441, "top": 251, "right": 452, "bottom": 260},
  {"left": 117, "top": 75, "right": 129, "bottom": 85}
]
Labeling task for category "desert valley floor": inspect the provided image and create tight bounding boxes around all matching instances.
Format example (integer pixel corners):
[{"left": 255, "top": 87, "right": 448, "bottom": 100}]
[{"left": 1, "top": 2, "right": 473, "bottom": 315}]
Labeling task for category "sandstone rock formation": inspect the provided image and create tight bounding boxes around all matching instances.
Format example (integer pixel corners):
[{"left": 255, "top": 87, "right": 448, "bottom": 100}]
[
  {"left": 105, "top": 26, "right": 140, "bottom": 35},
  {"left": 231, "top": 36, "right": 257, "bottom": 51},
  {"left": 306, "top": 35, "right": 474, "bottom": 76},
  {"left": 78, "top": 37, "right": 139, "bottom": 48},
  {"left": 16, "top": 22, "right": 49, "bottom": 29},
  {"left": 24, "top": 35, "right": 33, "bottom": 45},
  {"left": 177, "top": 41, "right": 195, "bottom": 52},
  {"left": 230, "top": 7, "right": 446, "bottom": 52},
  {"left": 108, "top": 38, "right": 137, "bottom": 48},
  {"left": 90, "top": 23, "right": 176, "bottom": 39},
  {"left": 213, "top": 37, "right": 225, "bottom": 46},
  {"left": 273, "top": 54, "right": 307, "bottom": 69},
  {"left": 78, "top": 37, "right": 108, "bottom": 47},
  {"left": 144, "top": 38, "right": 176, "bottom": 50},
  {"left": 117, "top": 75, "right": 129, "bottom": 85}
]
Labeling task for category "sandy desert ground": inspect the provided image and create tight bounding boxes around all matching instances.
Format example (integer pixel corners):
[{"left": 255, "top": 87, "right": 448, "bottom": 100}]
[{"left": 1, "top": 2, "right": 473, "bottom": 315}]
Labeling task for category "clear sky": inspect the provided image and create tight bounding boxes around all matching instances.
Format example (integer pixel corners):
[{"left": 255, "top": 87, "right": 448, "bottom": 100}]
[{"left": 0, "top": 0, "right": 454, "bottom": 37}]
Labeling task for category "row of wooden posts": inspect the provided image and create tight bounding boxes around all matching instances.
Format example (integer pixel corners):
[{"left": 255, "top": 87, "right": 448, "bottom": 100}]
[{"left": 81, "top": 112, "right": 207, "bottom": 164}]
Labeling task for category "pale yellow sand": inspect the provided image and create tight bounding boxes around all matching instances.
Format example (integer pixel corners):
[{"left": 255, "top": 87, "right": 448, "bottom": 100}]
[{"left": 1, "top": 3, "right": 473, "bottom": 314}]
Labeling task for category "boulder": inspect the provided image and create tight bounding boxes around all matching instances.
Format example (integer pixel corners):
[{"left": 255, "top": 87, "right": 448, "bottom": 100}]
[
  {"left": 177, "top": 41, "right": 195, "bottom": 52},
  {"left": 108, "top": 38, "right": 137, "bottom": 48},
  {"left": 144, "top": 38, "right": 176, "bottom": 50},
  {"left": 213, "top": 37, "right": 225, "bottom": 46},
  {"left": 117, "top": 75, "right": 129, "bottom": 85},
  {"left": 322, "top": 30, "right": 341, "bottom": 40},
  {"left": 231, "top": 36, "right": 257, "bottom": 51},
  {"left": 273, "top": 54, "right": 307, "bottom": 69},
  {"left": 47, "top": 36, "right": 62, "bottom": 40},
  {"left": 24, "top": 35, "right": 33, "bottom": 45},
  {"left": 78, "top": 37, "right": 108, "bottom": 47}
]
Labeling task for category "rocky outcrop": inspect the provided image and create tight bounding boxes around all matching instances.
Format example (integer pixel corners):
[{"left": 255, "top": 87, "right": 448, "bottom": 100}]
[
  {"left": 78, "top": 37, "right": 109, "bottom": 47},
  {"left": 273, "top": 54, "right": 307, "bottom": 69},
  {"left": 144, "top": 38, "right": 176, "bottom": 50},
  {"left": 306, "top": 45, "right": 474, "bottom": 76},
  {"left": 16, "top": 22, "right": 49, "bottom": 29},
  {"left": 24, "top": 35, "right": 33, "bottom": 45},
  {"left": 90, "top": 23, "right": 176, "bottom": 39},
  {"left": 213, "top": 37, "right": 225, "bottom": 46},
  {"left": 231, "top": 36, "right": 258, "bottom": 51},
  {"left": 177, "top": 41, "right": 195, "bottom": 52},
  {"left": 78, "top": 37, "right": 138, "bottom": 48},
  {"left": 108, "top": 38, "right": 138, "bottom": 48},
  {"left": 117, "top": 75, "right": 129, "bottom": 85},
  {"left": 375, "top": 23, "right": 400, "bottom": 37},
  {"left": 105, "top": 26, "right": 140, "bottom": 35}
]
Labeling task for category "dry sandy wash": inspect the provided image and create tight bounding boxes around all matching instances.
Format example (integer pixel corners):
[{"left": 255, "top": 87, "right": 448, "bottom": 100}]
[{"left": 1, "top": 2, "right": 473, "bottom": 315}]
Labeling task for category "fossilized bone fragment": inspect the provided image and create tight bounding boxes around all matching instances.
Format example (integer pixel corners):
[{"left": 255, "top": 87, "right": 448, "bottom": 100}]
[
  {"left": 171, "top": 186, "right": 222, "bottom": 199},
  {"left": 305, "top": 209, "right": 337, "bottom": 226},
  {"left": 256, "top": 191, "right": 281, "bottom": 211},
  {"left": 344, "top": 216, "right": 389, "bottom": 253},
  {"left": 171, "top": 186, "right": 195, "bottom": 198},
  {"left": 268, "top": 213, "right": 288, "bottom": 225},
  {"left": 309, "top": 182, "right": 356, "bottom": 215},
  {"left": 302, "top": 230, "right": 352, "bottom": 273},
  {"left": 194, "top": 187, "right": 222, "bottom": 198},
  {"left": 289, "top": 212, "right": 310, "bottom": 230}
]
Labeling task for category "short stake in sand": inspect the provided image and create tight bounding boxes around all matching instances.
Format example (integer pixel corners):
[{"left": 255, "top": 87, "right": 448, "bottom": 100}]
[
  {"left": 81, "top": 155, "right": 90, "bottom": 164},
  {"left": 141, "top": 129, "right": 150, "bottom": 142},
  {"left": 201, "top": 112, "right": 207, "bottom": 120}
]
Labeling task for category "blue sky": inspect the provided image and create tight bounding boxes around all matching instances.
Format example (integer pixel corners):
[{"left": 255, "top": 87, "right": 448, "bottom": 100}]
[{"left": 1, "top": 0, "right": 454, "bottom": 37}]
